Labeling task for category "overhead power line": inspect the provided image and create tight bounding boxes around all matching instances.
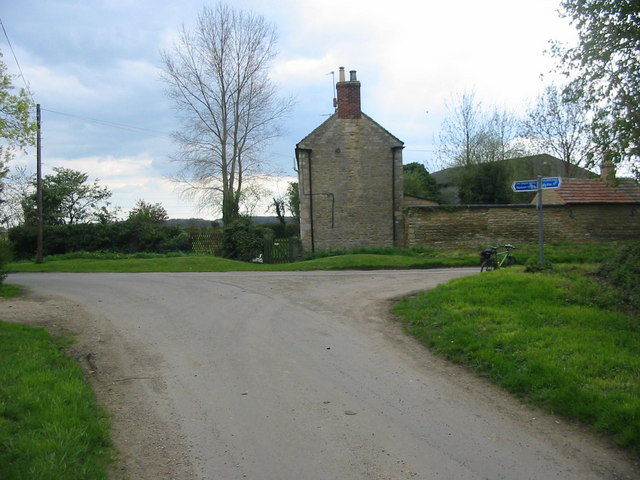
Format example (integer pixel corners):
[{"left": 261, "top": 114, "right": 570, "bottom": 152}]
[
  {"left": 0, "top": 17, "right": 34, "bottom": 101},
  {"left": 42, "top": 108, "right": 171, "bottom": 138}
]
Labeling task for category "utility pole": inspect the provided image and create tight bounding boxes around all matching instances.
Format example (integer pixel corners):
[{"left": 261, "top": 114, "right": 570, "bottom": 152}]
[{"left": 36, "top": 104, "right": 43, "bottom": 263}]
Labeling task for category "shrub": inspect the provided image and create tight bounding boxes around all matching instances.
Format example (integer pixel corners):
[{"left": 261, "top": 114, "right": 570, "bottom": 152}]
[
  {"left": 0, "top": 238, "right": 13, "bottom": 284},
  {"left": 8, "top": 221, "right": 193, "bottom": 259},
  {"left": 597, "top": 241, "right": 640, "bottom": 310},
  {"left": 222, "top": 217, "right": 264, "bottom": 262},
  {"left": 261, "top": 222, "right": 300, "bottom": 238}
]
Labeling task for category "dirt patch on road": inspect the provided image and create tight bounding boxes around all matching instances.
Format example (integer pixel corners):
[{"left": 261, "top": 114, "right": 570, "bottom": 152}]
[{"left": 1, "top": 290, "right": 195, "bottom": 480}]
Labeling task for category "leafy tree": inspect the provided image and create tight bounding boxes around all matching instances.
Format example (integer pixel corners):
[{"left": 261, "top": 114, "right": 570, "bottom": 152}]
[
  {"left": 222, "top": 217, "right": 264, "bottom": 261},
  {"left": 553, "top": 0, "right": 640, "bottom": 175},
  {"left": 286, "top": 182, "right": 300, "bottom": 224},
  {"left": 458, "top": 161, "right": 512, "bottom": 204},
  {"left": 403, "top": 163, "right": 441, "bottom": 202},
  {"left": 521, "top": 84, "right": 594, "bottom": 175},
  {"left": 1, "top": 166, "right": 31, "bottom": 228},
  {"left": 161, "top": 3, "right": 294, "bottom": 224},
  {"left": 127, "top": 199, "right": 168, "bottom": 224},
  {"left": 270, "top": 196, "right": 286, "bottom": 225},
  {"left": 0, "top": 51, "right": 36, "bottom": 165},
  {"left": 22, "top": 167, "right": 114, "bottom": 225},
  {"left": 0, "top": 50, "right": 37, "bottom": 226}
]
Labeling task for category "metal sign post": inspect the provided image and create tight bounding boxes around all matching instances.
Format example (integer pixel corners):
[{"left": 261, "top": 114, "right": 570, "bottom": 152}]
[
  {"left": 511, "top": 177, "right": 562, "bottom": 267},
  {"left": 537, "top": 176, "right": 544, "bottom": 266}
]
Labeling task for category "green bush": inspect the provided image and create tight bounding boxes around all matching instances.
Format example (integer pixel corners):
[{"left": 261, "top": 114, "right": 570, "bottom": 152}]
[
  {"left": 260, "top": 222, "right": 300, "bottom": 238},
  {"left": 8, "top": 221, "right": 192, "bottom": 259},
  {"left": 222, "top": 217, "right": 264, "bottom": 262},
  {"left": 0, "top": 238, "right": 13, "bottom": 284},
  {"left": 598, "top": 241, "right": 640, "bottom": 310}
]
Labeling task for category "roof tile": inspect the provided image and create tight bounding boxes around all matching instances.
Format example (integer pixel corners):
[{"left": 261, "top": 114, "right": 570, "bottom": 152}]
[{"left": 555, "top": 178, "right": 640, "bottom": 204}]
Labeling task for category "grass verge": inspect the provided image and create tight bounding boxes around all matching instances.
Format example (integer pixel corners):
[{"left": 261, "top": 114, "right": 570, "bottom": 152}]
[
  {"left": 7, "top": 251, "right": 477, "bottom": 273},
  {"left": 0, "top": 321, "right": 113, "bottom": 479},
  {"left": 0, "top": 284, "right": 21, "bottom": 297},
  {"left": 392, "top": 267, "right": 640, "bottom": 451},
  {"left": 7, "top": 241, "right": 630, "bottom": 273}
]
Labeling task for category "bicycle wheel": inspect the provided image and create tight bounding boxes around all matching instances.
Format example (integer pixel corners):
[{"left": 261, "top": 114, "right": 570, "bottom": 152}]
[
  {"left": 503, "top": 255, "right": 516, "bottom": 267},
  {"left": 480, "top": 259, "right": 495, "bottom": 272}
]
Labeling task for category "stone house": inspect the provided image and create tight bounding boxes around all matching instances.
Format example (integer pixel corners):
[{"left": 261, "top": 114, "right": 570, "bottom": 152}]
[{"left": 295, "top": 68, "right": 404, "bottom": 252}]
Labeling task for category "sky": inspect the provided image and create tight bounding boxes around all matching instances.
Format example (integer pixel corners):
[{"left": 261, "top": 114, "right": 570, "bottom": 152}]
[{"left": 1, "top": 0, "right": 577, "bottom": 220}]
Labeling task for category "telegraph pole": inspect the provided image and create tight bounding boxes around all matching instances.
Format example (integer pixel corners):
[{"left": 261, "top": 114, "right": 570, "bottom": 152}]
[{"left": 36, "top": 104, "right": 43, "bottom": 263}]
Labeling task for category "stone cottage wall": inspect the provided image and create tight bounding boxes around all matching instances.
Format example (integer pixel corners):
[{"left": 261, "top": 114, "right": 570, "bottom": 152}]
[
  {"left": 405, "top": 204, "right": 640, "bottom": 248},
  {"left": 297, "top": 117, "right": 404, "bottom": 252}
]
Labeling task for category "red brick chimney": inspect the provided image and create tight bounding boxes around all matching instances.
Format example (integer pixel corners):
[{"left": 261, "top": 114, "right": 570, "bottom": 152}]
[{"left": 336, "top": 67, "right": 361, "bottom": 119}]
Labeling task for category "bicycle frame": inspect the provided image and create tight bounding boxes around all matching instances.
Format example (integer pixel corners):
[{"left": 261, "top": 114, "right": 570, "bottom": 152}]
[{"left": 480, "top": 244, "right": 517, "bottom": 271}]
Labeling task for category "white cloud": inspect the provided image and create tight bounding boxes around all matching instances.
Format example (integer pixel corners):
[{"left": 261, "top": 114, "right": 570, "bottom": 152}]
[{"left": 3, "top": 0, "right": 584, "bottom": 218}]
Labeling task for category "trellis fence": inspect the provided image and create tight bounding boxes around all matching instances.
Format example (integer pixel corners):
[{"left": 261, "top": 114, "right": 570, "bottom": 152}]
[
  {"left": 190, "top": 231, "right": 223, "bottom": 255},
  {"left": 190, "top": 231, "right": 301, "bottom": 263}
]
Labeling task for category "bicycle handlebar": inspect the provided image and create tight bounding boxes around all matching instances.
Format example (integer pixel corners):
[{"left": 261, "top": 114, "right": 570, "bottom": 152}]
[{"left": 487, "top": 244, "right": 517, "bottom": 251}]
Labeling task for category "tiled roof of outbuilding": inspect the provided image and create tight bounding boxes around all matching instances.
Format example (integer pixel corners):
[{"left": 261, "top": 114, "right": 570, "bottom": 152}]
[{"left": 554, "top": 178, "right": 640, "bottom": 203}]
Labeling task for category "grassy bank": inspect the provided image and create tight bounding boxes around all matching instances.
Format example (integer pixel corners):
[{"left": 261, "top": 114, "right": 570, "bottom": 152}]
[
  {"left": 392, "top": 266, "right": 640, "bottom": 450},
  {"left": 0, "top": 321, "right": 113, "bottom": 479},
  {"left": 6, "top": 241, "right": 629, "bottom": 273},
  {"left": 7, "top": 251, "right": 477, "bottom": 273}
]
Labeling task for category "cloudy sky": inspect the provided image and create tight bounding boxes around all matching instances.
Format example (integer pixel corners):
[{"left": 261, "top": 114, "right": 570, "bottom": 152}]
[{"left": 2, "top": 0, "right": 575, "bottom": 219}]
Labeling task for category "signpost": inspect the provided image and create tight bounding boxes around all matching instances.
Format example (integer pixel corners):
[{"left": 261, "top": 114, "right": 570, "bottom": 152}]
[{"left": 511, "top": 177, "right": 562, "bottom": 266}]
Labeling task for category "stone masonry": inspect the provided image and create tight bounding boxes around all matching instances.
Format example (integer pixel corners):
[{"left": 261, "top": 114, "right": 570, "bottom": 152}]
[
  {"left": 295, "top": 68, "right": 404, "bottom": 252},
  {"left": 405, "top": 203, "right": 640, "bottom": 248}
]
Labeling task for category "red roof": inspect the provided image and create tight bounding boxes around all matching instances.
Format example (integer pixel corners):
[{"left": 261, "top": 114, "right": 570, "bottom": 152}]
[{"left": 554, "top": 178, "right": 640, "bottom": 204}]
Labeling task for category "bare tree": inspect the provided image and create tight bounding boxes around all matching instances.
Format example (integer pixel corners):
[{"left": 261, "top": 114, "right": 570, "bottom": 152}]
[
  {"left": 161, "top": 3, "right": 293, "bottom": 224},
  {"left": 437, "top": 90, "right": 524, "bottom": 167},
  {"left": 437, "top": 90, "right": 483, "bottom": 167},
  {"left": 521, "top": 84, "right": 593, "bottom": 175}
]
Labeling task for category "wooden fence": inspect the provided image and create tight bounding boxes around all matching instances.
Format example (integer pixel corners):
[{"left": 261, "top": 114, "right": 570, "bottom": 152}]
[
  {"left": 262, "top": 237, "right": 302, "bottom": 264},
  {"left": 190, "top": 231, "right": 301, "bottom": 264}
]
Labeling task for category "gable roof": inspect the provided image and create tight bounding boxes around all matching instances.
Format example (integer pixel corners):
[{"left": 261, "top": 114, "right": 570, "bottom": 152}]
[
  {"left": 296, "top": 112, "right": 403, "bottom": 148},
  {"left": 431, "top": 154, "right": 593, "bottom": 186},
  {"left": 536, "top": 178, "right": 640, "bottom": 204}
]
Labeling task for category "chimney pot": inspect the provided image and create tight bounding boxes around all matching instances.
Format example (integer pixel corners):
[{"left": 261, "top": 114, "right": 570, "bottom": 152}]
[{"left": 335, "top": 67, "right": 361, "bottom": 119}]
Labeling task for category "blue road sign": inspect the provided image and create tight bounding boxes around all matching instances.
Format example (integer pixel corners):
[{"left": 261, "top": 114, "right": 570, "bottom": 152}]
[
  {"left": 512, "top": 180, "right": 538, "bottom": 192},
  {"left": 541, "top": 177, "right": 562, "bottom": 189},
  {"left": 512, "top": 177, "right": 562, "bottom": 192}
]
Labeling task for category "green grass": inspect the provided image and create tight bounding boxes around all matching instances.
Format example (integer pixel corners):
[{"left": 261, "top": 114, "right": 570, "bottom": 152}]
[
  {"left": 0, "top": 321, "right": 113, "bottom": 479},
  {"left": 392, "top": 267, "right": 640, "bottom": 450},
  {"left": 7, "top": 251, "right": 477, "bottom": 273},
  {"left": 7, "top": 241, "right": 629, "bottom": 273},
  {"left": 0, "top": 284, "right": 21, "bottom": 297}
]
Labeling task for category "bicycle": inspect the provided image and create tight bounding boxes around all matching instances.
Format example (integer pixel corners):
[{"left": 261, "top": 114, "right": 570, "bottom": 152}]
[{"left": 480, "top": 244, "right": 517, "bottom": 272}]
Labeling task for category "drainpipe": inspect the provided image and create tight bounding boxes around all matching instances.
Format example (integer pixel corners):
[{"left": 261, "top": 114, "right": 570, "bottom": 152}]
[
  {"left": 391, "top": 146, "right": 404, "bottom": 247},
  {"left": 295, "top": 147, "right": 315, "bottom": 252}
]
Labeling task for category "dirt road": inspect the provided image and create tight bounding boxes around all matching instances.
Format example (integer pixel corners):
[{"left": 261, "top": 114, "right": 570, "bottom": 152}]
[{"left": 6, "top": 270, "right": 638, "bottom": 479}]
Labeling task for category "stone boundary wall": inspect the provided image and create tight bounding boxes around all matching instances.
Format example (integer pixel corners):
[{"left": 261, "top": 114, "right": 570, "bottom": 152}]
[{"left": 405, "top": 203, "right": 640, "bottom": 248}]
